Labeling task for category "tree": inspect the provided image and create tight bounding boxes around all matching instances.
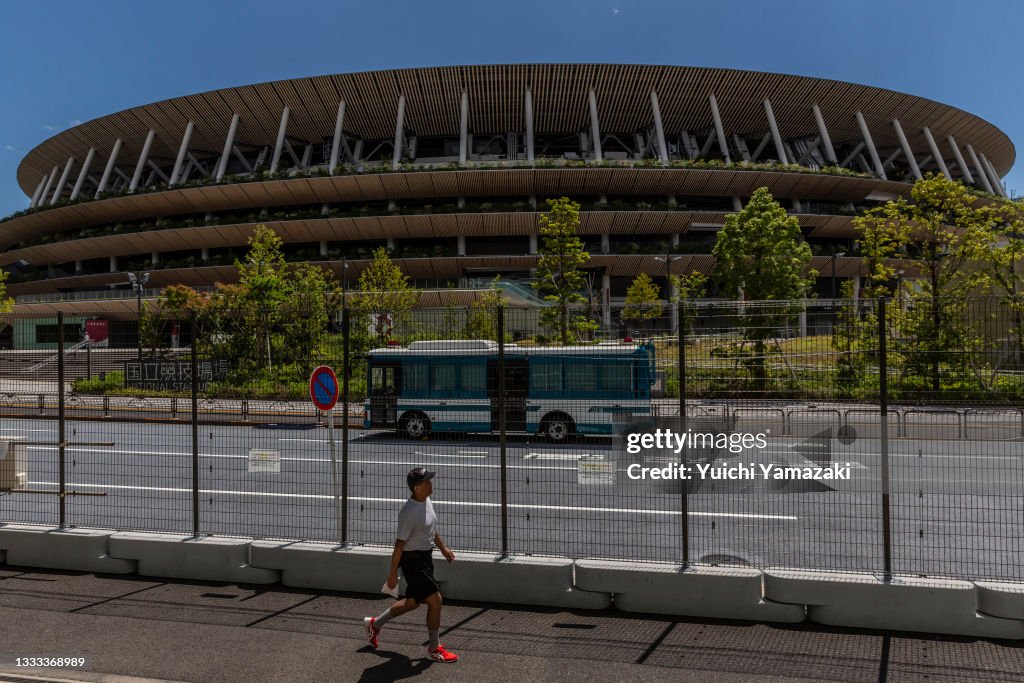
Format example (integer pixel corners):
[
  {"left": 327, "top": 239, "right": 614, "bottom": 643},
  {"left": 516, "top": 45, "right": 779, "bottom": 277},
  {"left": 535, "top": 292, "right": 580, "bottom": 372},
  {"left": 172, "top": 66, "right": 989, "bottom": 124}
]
[
  {"left": 669, "top": 270, "right": 708, "bottom": 333},
  {"left": 352, "top": 247, "right": 420, "bottom": 344},
  {"left": 0, "top": 269, "right": 12, "bottom": 313},
  {"left": 532, "top": 197, "right": 590, "bottom": 343},
  {"left": 236, "top": 224, "right": 289, "bottom": 369},
  {"left": 465, "top": 278, "right": 506, "bottom": 341},
  {"left": 712, "top": 187, "right": 815, "bottom": 388},
  {"left": 621, "top": 273, "right": 663, "bottom": 331},
  {"left": 980, "top": 200, "right": 1024, "bottom": 366}
]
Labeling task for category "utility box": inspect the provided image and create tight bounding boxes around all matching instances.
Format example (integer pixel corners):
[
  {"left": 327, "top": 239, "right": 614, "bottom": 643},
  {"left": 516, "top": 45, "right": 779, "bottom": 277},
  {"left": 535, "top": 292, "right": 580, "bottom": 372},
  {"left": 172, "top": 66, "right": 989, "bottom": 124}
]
[{"left": 0, "top": 437, "right": 28, "bottom": 491}]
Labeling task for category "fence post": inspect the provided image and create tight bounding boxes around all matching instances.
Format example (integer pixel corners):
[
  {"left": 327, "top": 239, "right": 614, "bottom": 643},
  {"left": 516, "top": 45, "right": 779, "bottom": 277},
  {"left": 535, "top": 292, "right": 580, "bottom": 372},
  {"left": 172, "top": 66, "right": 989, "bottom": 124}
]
[
  {"left": 341, "top": 306, "right": 350, "bottom": 544},
  {"left": 678, "top": 300, "right": 688, "bottom": 566},
  {"left": 878, "top": 298, "right": 893, "bottom": 578},
  {"left": 57, "top": 311, "right": 66, "bottom": 528},
  {"left": 497, "top": 305, "right": 509, "bottom": 557},
  {"left": 190, "top": 312, "right": 200, "bottom": 537}
]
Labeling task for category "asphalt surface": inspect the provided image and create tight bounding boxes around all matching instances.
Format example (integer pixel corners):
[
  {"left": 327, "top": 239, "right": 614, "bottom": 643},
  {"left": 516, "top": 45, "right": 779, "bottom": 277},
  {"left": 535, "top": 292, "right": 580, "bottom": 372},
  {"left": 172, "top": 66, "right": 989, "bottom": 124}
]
[
  {"left": 2, "top": 566, "right": 1024, "bottom": 683},
  {"left": 1, "top": 417, "right": 1023, "bottom": 580}
]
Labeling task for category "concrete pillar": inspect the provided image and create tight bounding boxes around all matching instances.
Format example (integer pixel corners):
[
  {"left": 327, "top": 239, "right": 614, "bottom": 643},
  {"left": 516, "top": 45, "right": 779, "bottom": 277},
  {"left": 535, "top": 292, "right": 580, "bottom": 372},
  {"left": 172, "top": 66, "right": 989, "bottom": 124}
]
[
  {"left": 391, "top": 94, "right": 406, "bottom": 170},
  {"left": 70, "top": 147, "right": 96, "bottom": 200},
  {"left": 946, "top": 135, "right": 974, "bottom": 184},
  {"left": 891, "top": 119, "right": 921, "bottom": 179},
  {"left": 732, "top": 196, "right": 743, "bottom": 212},
  {"left": 387, "top": 237, "right": 396, "bottom": 250},
  {"left": 525, "top": 87, "right": 535, "bottom": 163},
  {"left": 981, "top": 153, "right": 1007, "bottom": 197},
  {"left": 320, "top": 240, "right": 328, "bottom": 257},
  {"left": 798, "top": 309, "right": 807, "bottom": 337},
  {"left": 270, "top": 107, "right": 290, "bottom": 174},
  {"left": 459, "top": 90, "right": 469, "bottom": 163},
  {"left": 921, "top": 127, "right": 950, "bottom": 180},
  {"left": 109, "top": 255, "right": 118, "bottom": 273},
  {"left": 457, "top": 235, "right": 466, "bottom": 256},
  {"left": 601, "top": 233, "right": 610, "bottom": 254},
  {"left": 151, "top": 251, "right": 159, "bottom": 265},
  {"left": 529, "top": 233, "right": 538, "bottom": 255},
  {"left": 852, "top": 276, "right": 861, "bottom": 301},
  {"left": 669, "top": 278, "right": 679, "bottom": 332},
  {"left": 40, "top": 166, "right": 59, "bottom": 205},
  {"left": 811, "top": 104, "right": 837, "bottom": 164},
  {"left": 708, "top": 93, "right": 730, "bottom": 163},
  {"left": 602, "top": 271, "right": 612, "bottom": 331},
  {"left": 650, "top": 90, "right": 668, "bottom": 162},
  {"left": 96, "top": 138, "right": 122, "bottom": 196},
  {"left": 130, "top": 129, "right": 156, "bottom": 191},
  {"left": 588, "top": 88, "right": 603, "bottom": 161},
  {"left": 763, "top": 99, "right": 788, "bottom": 164},
  {"left": 671, "top": 233, "right": 680, "bottom": 249},
  {"left": 328, "top": 101, "right": 346, "bottom": 173},
  {"left": 965, "top": 144, "right": 994, "bottom": 193},
  {"left": 216, "top": 114, "right": 240, "bottom": 180},
  {"left": 169, "top": 121, "right": 194, "bottom": 186},
  {"left": 50, "top": 157, "right": 75, "bottom": 205},
  {"left": 201, "top": 247, "right": 209, "bottom": 262},
  {"left": 855, "top": 112, "right": 886, "bottom": 179},
  {"left": 29, "top": 175, "right": 47, "bottom": 208},
  {"left": 75, "top": 260, "right": 82, "bottom": 274}
]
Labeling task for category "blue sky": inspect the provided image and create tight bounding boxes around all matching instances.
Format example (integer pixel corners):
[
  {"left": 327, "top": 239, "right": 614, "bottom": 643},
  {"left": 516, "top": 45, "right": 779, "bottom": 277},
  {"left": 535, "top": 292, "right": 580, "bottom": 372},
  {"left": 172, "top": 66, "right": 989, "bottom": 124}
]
[{"left": 2, "top": 0, "right": 1021, "bottom": 217}]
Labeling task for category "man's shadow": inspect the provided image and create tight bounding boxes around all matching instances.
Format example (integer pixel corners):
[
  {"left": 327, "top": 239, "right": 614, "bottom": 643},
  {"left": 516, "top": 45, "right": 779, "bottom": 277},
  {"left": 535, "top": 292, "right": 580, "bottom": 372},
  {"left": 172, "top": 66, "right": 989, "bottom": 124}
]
[{"left": 357, "top": 646, "right": 433, "bottom": 681}]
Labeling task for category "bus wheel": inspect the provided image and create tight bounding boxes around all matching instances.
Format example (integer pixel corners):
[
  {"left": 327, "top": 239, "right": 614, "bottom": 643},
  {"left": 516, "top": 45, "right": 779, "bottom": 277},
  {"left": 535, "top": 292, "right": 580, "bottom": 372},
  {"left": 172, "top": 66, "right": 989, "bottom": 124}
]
[
  {"left": 542, "top": 413, "right": 574, "bottom": 443},
  {"left": 400, "top": 412, "right": 430, "bottom": 439}
]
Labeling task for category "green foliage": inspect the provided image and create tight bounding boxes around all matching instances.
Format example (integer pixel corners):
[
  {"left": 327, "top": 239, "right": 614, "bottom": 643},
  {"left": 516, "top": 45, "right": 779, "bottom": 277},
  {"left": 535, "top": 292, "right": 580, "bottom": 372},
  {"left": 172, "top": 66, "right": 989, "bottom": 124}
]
[
  {"left": 0, "top": 268, "right": 12, "bottom": 312},
  {"left": 465, "top": 278, "right": 506, "bottom": 341},
  {"left": 351, "top": 247, "right": 421, "bottom": 346},
  {"left": 621, "top": 273, "right": 663, "bottom": 327},
  {"left": 72, "top": 371, "right": 124, "bottom": 394},
  {"left": 532, "top": 197, "right": 590, "bottom": 343}
]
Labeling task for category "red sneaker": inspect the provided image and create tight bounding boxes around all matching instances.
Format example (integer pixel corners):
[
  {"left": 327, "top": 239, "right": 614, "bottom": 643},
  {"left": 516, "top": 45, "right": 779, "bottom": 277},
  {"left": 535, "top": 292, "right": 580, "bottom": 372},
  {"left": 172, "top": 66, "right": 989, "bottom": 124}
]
[
  {"left": 364, "top": 617, "right": 380, "bottom": 648},
  {"left": 428, "top": 645, "right": 458, "bottom": 663}
]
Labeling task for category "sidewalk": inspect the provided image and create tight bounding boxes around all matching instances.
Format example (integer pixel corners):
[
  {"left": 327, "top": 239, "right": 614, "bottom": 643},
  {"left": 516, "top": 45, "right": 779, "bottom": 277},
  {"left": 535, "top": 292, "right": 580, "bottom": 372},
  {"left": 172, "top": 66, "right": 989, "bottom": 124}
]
[{"left": 1, "top": 564, "right": 1022, "bottom": 683}]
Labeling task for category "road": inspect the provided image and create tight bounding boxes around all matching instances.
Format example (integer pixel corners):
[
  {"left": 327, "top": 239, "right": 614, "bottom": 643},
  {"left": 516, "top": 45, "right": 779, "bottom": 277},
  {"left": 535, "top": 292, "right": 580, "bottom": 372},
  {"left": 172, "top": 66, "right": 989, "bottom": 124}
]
[{"left": 1, "top": 416, "right": 1022, "bottom": 581}]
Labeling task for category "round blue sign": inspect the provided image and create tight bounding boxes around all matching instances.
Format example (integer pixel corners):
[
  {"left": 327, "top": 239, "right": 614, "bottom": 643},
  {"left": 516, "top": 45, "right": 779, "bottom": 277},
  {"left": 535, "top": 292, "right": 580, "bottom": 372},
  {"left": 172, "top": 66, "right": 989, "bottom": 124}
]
[{"left": 309, "top": 366, "right": 339, "bottom": 411}]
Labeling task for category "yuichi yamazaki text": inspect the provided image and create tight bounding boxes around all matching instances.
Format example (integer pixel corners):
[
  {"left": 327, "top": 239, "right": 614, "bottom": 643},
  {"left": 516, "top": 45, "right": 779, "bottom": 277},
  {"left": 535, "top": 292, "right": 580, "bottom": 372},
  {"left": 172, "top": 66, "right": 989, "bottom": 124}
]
[{"left": 625, "top": 462, "right": 852, "bottom": 481}]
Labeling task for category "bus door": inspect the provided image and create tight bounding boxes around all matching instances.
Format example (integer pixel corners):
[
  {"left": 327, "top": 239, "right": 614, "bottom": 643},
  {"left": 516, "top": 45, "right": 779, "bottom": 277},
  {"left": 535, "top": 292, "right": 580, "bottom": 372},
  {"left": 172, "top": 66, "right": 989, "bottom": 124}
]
[
  {"left": 369, "top": 362, "right": 401, "bottom": 428},
  {"left": 488, "top": 358, "right": 528, "bottom": 432}
]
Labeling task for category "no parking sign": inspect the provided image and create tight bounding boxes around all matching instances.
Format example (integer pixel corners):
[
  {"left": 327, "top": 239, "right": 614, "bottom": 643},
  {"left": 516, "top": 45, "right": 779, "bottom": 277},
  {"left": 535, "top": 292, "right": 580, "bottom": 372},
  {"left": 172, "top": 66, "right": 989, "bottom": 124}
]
[{"left": 309, "top": 366, "right": 339, "bottom": 412}]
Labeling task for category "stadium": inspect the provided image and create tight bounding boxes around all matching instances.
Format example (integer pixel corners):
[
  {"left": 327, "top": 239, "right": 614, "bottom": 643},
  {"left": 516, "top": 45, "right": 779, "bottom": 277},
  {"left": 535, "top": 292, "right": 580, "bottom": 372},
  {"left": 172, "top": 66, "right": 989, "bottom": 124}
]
[{"left": 0, "top": 64, "right": 1015, "bottom": 345}]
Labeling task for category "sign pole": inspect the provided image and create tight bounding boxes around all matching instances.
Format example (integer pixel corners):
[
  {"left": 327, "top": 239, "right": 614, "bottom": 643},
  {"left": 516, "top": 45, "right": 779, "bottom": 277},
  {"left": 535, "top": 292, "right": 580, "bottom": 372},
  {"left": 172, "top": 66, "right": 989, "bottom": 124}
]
[
  {"left": 310, "top": 365, "right": 342, "bottom": 544},
  {"left": 327, "top": 406, "right": 342, "bottom": 544}
]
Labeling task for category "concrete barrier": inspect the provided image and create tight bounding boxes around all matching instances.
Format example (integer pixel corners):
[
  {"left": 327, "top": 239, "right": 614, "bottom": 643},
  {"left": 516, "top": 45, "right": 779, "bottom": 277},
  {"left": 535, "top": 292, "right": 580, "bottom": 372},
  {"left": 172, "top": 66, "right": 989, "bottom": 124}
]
[
  {"left": 249, "top": 541, "right": 399, "bottom": 594},
  {"left": 433, "top": 552, "right": 610, "bottom": 609},
  {"left": 903, "top": 410, "right": 961, "bottom": 440},
  {"left": 574, "top": 560, "right": 804, "bottom": 622},
  {"left": 764, "top": 570, "right": 1024, "bottom": 639},
  {"left": 108, "top": 532, "right": 279, "bottom": 584},
  {"left": 975, "top": 581, "right": 1024, "bottom": 621},
  {"left": 0, "top": 524, "right": 136, "bottom": 574},
  {"left": 733, "top": 408, "right": 786, "bottom": 437},
  {"left": 964, "top": 410, "right": 1024, "bottom": 441}
]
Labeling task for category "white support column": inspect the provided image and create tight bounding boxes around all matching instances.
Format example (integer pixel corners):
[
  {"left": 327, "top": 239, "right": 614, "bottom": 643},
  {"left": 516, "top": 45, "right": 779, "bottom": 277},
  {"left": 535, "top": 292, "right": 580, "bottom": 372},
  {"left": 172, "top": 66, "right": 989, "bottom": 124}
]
[
  {"left": 529, "top": 233, "right": 538, "bottom": 255},
  {"left": 130, "top": 129, "right": 156, "bottom": 192},
  {"left": 75, "top": 260, "right": 82, "bottom": 274},
  {"left": 731, "top": 196, "right": 743, "bottom": 212},
  {"left": 798, "top": 309, "right": 808, "bottom": 337},
  {"left": 201, "top": 247, "right": 209, "bottom": 262},
  {"left": 891, "top": 119, "right": 921, "bottom": 180},
  {"left": 391, "top": 94, "right": 406, "bottom": 170},
  {"left": 169, "top": 121, "right": 195, "bottom": 186},
  {"left": 525, "top": 87, "right": 535, "bottom": 163},
  {"left": 965, "top": 144, "right": 994, "bottom": 193},
  {"left": 811, "top": 104, "right": 837, "bottom": 164},
  {"left": 216, "top": 114, "right": 240, "bottom": 180},
  {"left": 671, "top": 233, "right": 680, "bottom": 248},
  {"left": 650, "top": 90, "right": 668, "bottom": 162},
  {"left": 29, "top": 175, "right": 47, "bottom": 208},
  {"left": 601, "top": 233, "right": 610, "bottom": 254},
  {"left": 980, "top": 153, "right": 1007, "bottom": 197},
  {"left": 50, "top": 157, "right": 75, "bottom": 205},
  {"left": 109, "top": 255, "right": 118, "bottom": 273},
  {"left": 855, "top": 111, "right": 886, "bottom": 179},
  {"left": 270, "top": 106, "right": 290, "bottom": 174},
  {"left": 602, "top": 271, "right": 612, "bottom": 331},
  {"left": 588, "top": 88, "right": 603, "bottom": 162},
  {"left": 763, "top": 99, "right": 788, "bottom": 164},
  {"left": 456, "top": 235, "right": 466, "bottom": 256},
  {"left": 328, "top": 101, "right": 346, "bottom": 173},
  {"left": 320, "top": 240, "right": 328, "bottom": 257},
  {"left": 96, "top": 138, "right": 122, "bottom": 197},
  {"left": 921, "top": 127, "right": 950, "bottom": 180},
  {"left": 708, "top": 94, "right": 730, "bottom": 163},
  {"left": 853, "top": 276, "right": 861, "bottom": 301},
  {"left": 459, "top": 90, "right": 469, "bottom": 164},
  {"left": 946, "top": 135, "right": 974, "bottom": 184},
  {"left": 70, "top": 147, "right": 96, "bottom": 200},
  {"left": 151, "top": 251, "right": 159, "bottom": 265},
  {"left": 387, "top": 237, "right": 396, "bottom": 250},
  {"left": 40, "top": 166, "right": 59, "bottom": 205}
]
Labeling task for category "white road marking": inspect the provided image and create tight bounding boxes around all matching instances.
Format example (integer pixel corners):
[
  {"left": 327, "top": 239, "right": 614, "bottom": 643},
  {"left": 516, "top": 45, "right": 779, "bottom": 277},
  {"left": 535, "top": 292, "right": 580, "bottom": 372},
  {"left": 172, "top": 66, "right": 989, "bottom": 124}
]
[
  {"left": 414, "top": 451, "right": 486, "bottom": 459},
  {"left": 525, "top": 452, "right": 602, "bottom": 461},
  {"left": 24, "top": 480, "right": 797, "bottom": 521}
]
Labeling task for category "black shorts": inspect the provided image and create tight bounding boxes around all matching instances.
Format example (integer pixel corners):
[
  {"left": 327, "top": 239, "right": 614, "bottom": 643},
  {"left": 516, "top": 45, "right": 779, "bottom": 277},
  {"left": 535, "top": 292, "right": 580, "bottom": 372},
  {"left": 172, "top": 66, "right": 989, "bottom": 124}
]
[{"left": 399, "top": 549, "right": 440, "bottom": 603}]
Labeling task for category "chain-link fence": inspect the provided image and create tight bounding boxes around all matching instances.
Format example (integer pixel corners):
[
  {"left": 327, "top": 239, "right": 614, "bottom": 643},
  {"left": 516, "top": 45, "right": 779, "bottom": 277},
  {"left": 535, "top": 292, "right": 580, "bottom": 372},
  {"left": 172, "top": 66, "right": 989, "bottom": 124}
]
[{"left": 1, "top": 296, "right": 1022, "bottom": 582}]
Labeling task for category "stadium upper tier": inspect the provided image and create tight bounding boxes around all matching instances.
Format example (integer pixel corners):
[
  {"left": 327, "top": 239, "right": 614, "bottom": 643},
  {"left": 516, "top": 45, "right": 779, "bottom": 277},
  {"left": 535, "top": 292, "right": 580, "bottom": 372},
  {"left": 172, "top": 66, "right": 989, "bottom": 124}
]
[{"left": 2, "top": 64, "right": 1015, "bottom": 299}]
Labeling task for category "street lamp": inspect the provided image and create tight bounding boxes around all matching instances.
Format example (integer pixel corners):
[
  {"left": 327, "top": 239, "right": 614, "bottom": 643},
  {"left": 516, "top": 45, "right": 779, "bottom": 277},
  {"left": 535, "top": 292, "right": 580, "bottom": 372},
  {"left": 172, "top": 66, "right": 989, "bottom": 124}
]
[
  {"left": 655, "top": 253, "right": 685, "bottom": 333},
  {"left": 127, "top": 271, "right": 150, "bottom": 362},
  {"left": 831, "top": 252, "right": 846, "bottom": 300}
]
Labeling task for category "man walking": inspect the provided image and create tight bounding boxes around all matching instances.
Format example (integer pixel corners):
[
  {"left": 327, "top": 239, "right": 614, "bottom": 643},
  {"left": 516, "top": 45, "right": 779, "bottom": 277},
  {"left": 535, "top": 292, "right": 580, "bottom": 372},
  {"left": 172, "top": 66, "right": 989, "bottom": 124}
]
[{"left": 364, "top": 467, "right": 459, "bottom": 663}]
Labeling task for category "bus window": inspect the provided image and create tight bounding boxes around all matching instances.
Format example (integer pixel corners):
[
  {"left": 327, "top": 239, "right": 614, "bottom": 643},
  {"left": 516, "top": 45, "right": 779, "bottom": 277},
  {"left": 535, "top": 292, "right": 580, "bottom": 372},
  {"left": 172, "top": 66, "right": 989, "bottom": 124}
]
[
  {"left": 530, "top": 360, "right": 562, "bottom": 393},
  {"left": 371, "top": 365, "right": 399, "bottom": 394},
  {"left": 462, "top": 364, "right": 486, "bottom": 392},
  {"left": 599, "top": 362, "right": 632, "bottom": 392},
  {"left": 565, "top": 362, "right": 597, "bottom": 392},
  {"left": 432, "top": 364, "right": 458, "bottom": 392},
  {"left": 404, "top": 363, "right": 428, "bottom": 395}
]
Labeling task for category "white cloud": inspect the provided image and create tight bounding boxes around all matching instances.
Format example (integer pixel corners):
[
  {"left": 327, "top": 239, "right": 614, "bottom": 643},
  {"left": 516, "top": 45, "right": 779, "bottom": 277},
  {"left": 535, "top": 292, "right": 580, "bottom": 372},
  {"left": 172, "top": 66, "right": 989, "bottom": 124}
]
[
  {"left": 613, "top": 7, "right": 620, "bottom": 14},
  {"left": 68, "top": 119, "right": 82, "bottom": 126},
  {"left": 42, "top": 124, "right": 56, "bottom": 131},
  {"left": 5, "top": 144, "right": 20, "bottom": 153}
]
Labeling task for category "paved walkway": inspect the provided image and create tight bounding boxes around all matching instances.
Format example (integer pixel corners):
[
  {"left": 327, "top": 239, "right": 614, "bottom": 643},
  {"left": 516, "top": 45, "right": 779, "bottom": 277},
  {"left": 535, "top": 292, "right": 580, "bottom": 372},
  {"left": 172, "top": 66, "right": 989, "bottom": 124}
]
[{"left": 0, "top": 565, "right": 1022, "bottom": 683}]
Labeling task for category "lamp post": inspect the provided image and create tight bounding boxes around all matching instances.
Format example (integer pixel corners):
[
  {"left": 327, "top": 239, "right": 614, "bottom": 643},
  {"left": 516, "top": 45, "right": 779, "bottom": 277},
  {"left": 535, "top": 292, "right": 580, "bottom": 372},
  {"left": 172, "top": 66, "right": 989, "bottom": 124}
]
[
  {"left": 127, "top": 271, "right": 150, "bottom": 362},
  {"left": 655, "top": 253, "right": 684, "bottom": 333}
]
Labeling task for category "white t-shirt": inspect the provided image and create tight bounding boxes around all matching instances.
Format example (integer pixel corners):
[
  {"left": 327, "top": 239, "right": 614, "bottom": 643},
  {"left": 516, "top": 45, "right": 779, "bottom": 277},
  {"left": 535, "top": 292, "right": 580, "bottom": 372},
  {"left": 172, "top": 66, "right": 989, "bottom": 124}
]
[{"left": 396, "top": 497, "right": 437, "bottom": 551}]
